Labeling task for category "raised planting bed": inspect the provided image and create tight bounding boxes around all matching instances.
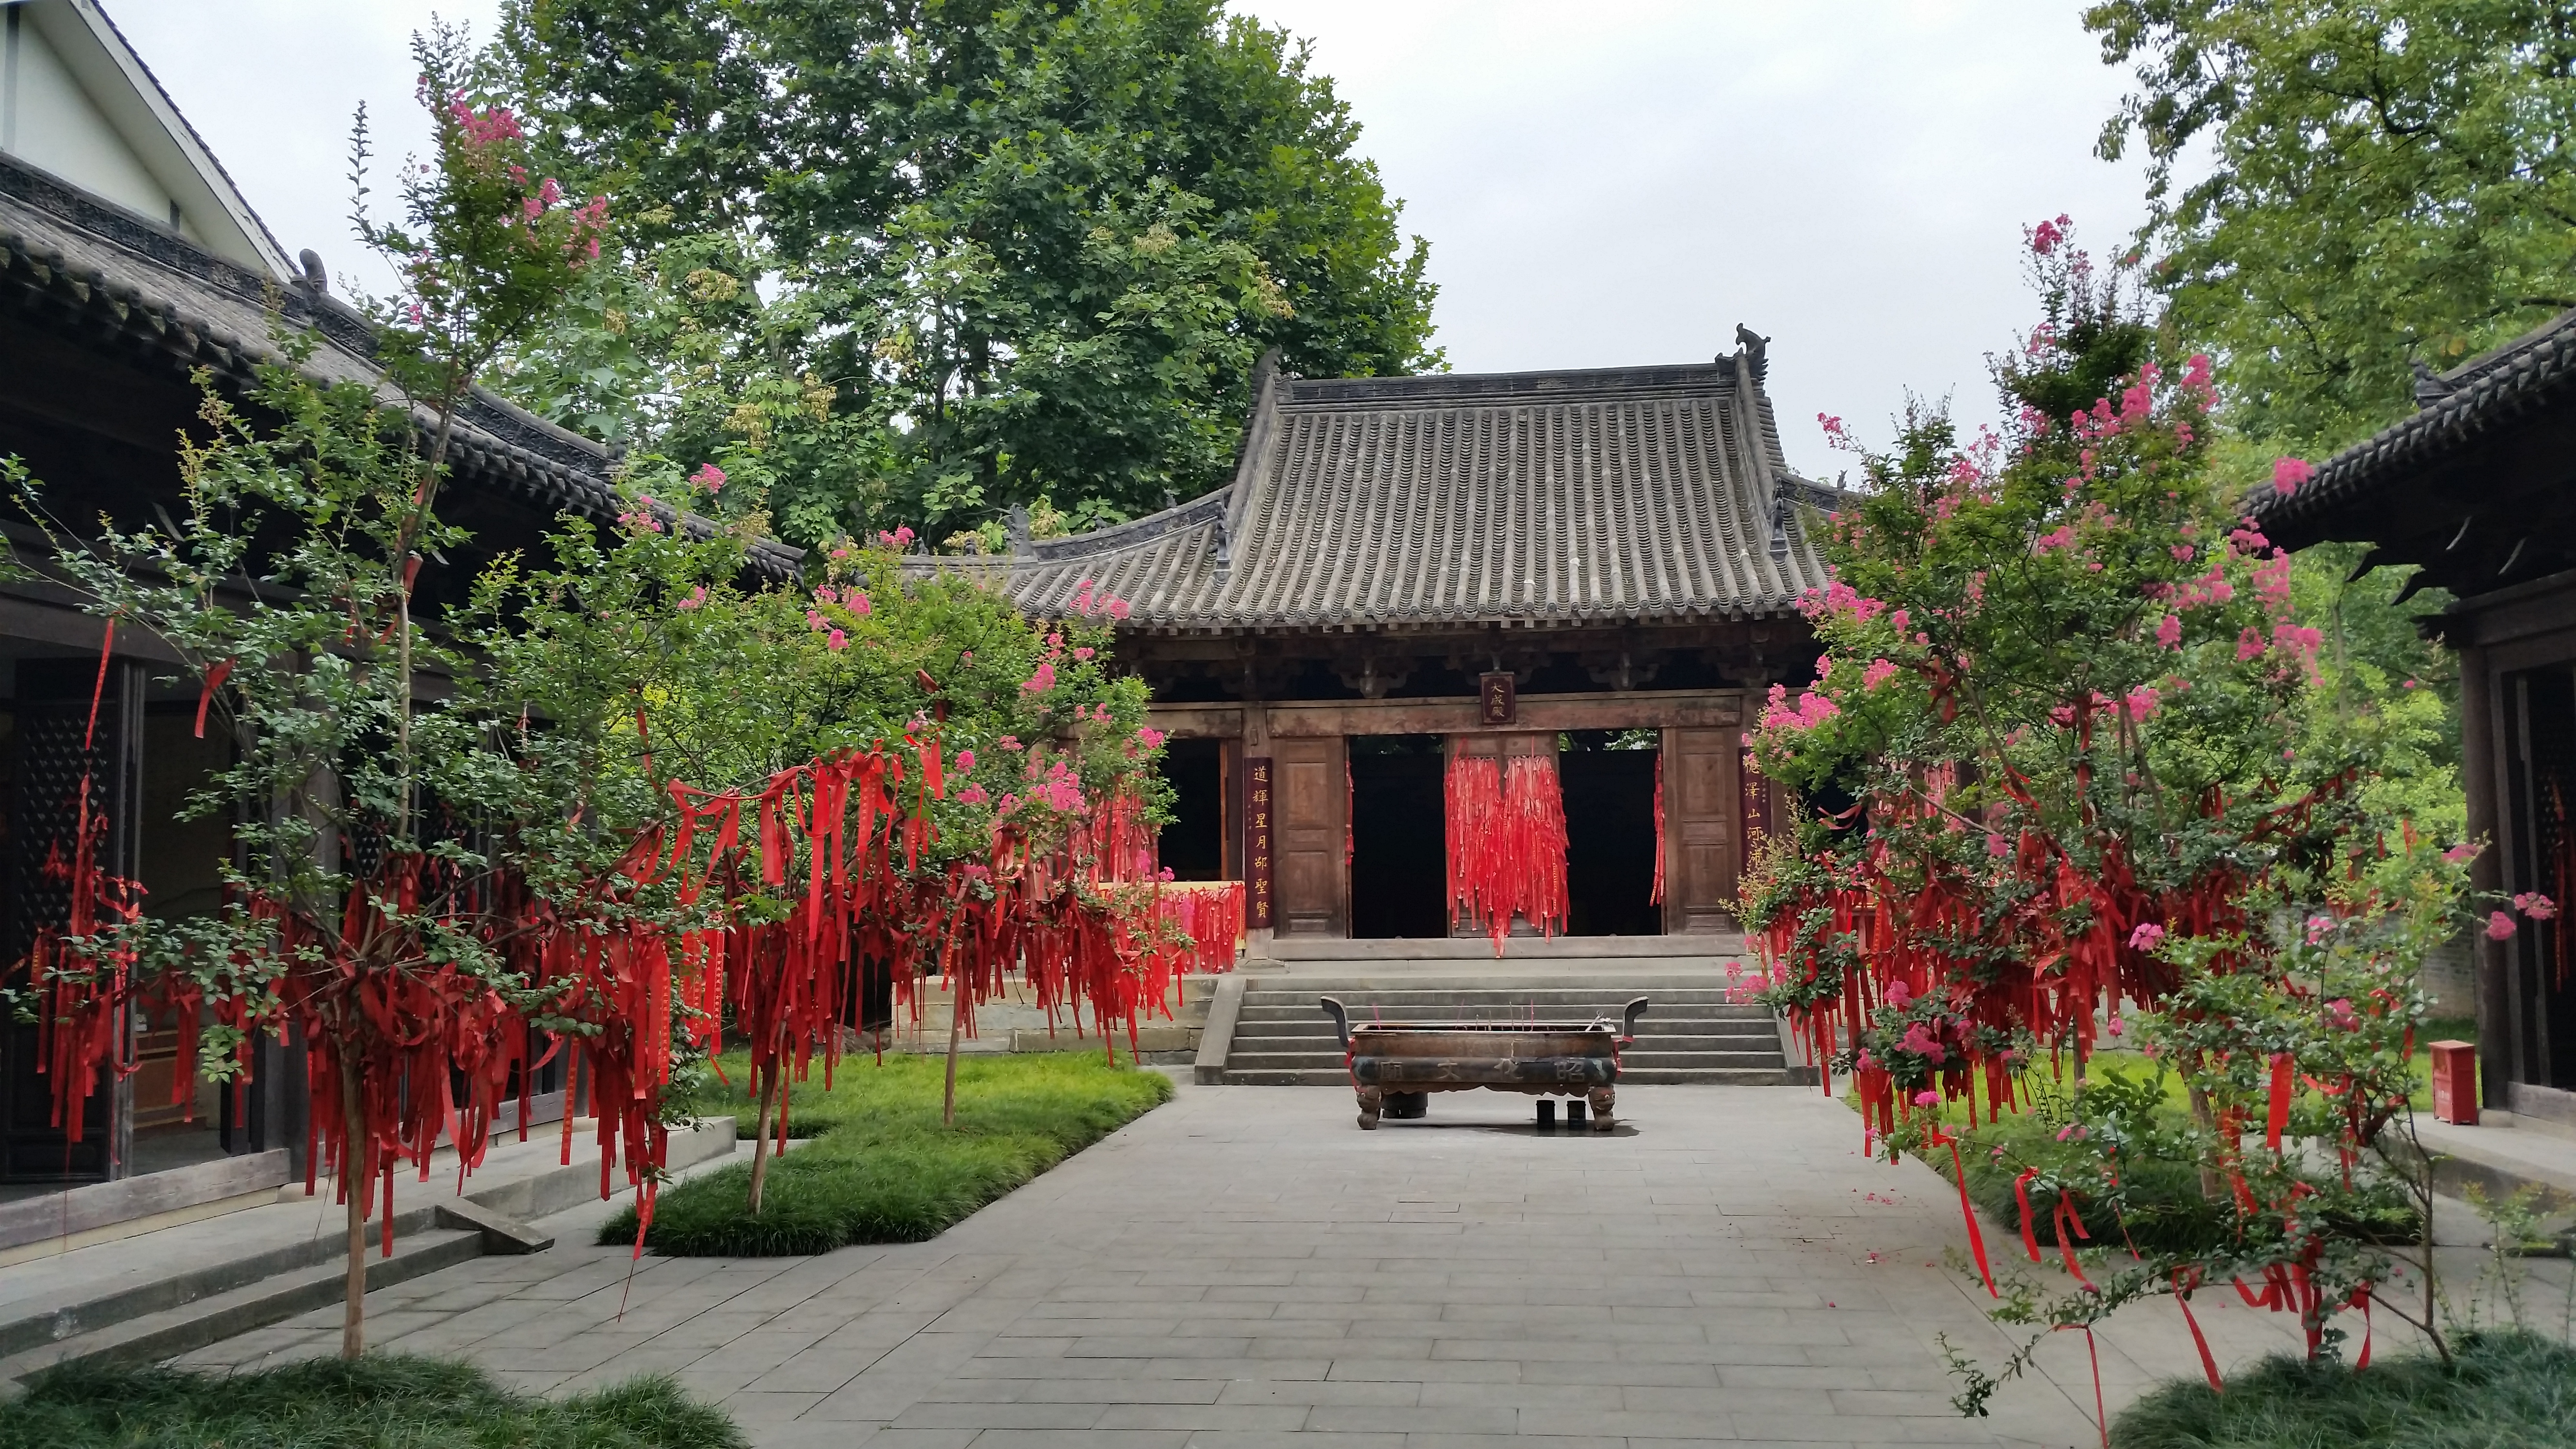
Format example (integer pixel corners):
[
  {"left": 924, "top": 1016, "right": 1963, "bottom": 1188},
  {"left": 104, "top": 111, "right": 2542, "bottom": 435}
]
[
  {"left": 0, "top": 1353, "right": 741, "bottom": 1449},
  {"left": 603, "top": 1050, "right": 1173, "bottom": 1255},
  {"left": 2110, "top": 1330, "right": 2576, "bottom": 1448}
]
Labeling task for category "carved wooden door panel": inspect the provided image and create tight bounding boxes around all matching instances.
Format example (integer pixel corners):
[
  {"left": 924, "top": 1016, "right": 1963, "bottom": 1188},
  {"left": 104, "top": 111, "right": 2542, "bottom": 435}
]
[
  {"left": 1273, "top": 735, "right": 1347, "bottom": 936},
  {"left": 1661, "top": 726, "right": 1742, "bottom": 934}
]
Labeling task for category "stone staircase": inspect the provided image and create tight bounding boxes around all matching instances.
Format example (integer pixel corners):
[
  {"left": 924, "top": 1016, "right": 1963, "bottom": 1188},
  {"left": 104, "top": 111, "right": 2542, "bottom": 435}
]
[{"left": 1213, "top": 969, "right": 1800, "bottom": 1086}]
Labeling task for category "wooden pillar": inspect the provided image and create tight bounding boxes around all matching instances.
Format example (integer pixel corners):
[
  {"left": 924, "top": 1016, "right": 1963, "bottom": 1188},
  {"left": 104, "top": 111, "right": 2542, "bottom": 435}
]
[
  {"left": 1240, "top": 702, "right": 1274, "bottom": 953},
  {"left": 2462, "top": 641, "right": 2512, "bottom": 1107}
]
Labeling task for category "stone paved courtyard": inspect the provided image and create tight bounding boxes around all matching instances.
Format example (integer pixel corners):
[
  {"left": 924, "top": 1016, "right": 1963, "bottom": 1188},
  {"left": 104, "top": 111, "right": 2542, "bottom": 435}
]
[{"left": 176, "top": 1081, "right": 2524, "bottom": 1447}]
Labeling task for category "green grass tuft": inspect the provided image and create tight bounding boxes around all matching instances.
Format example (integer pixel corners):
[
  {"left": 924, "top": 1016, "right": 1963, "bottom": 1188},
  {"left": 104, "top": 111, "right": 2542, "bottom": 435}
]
[
  {"left": 2110, "top": 1330, "right": 2576, "bottom": 1448},
  {"left": 0, "top": 1352, "right": 744, "bottom": 1449},
  {"left": 605, "top": 1050, "right": 1173, "bottom": 1255}
]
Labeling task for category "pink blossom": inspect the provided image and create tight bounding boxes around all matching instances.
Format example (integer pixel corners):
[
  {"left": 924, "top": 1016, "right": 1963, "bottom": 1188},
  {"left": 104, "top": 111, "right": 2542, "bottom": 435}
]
[
  {"left": 806, "top": 610, "right": 828, "bottom": 630},
  {"left": 1913, "top": 1091, "right": 1940, "bottom": 1108},
  {"left": 2488, "top": 910, "right": 2521, "bottom": 941},
  {"left": 2305, "top": 914, "right": 2335, "bottom": 945},
  {"left": 1988, "top": 833, "right": 2012, "bottom": 858},
  {"left": 956, "top": 750, "right": 976, "bottom": 773},
  {"left": 2124, "top": 685, "right": 2160, "bottom": 721},
  {"left": 1899, "top": 1022, "right": 1947, "bottom": 1065},
  {"left": 2128, "top": 922, "right": 2166, "bottom": 951},
  {"left": 2271, "top": 457, "right": 2314, "bottom": 497},
  {"left": 1885, "top": 979, "right": 1915, "bottom": 1008},
  {"left": 1861, "top": 658, "right": 1898, "bottom": 691},
  {"left": 2442, "top": 842, "right": 2481, "bottom": 864},
  {"left": 2156, "top": 614, "right": 2182, "bottom": 650},
  {"left": 676, "top": 585, "right": 707, "bottom": 612},
  {"left": 2516, "top": 892, "right": 2558, "bottom": 921},
  {"left": 1000, "top": 735, "right": 1022, "bottom": 751},
  {"left": 957, "top": 783, "right": 989, "bottom": 805},
  {"left": 2328, "top": 998, "right": 2358, "bottom": 1030},
  {"left": 1073, "top": 646, "right": 1095, "bottom": 661},
  {"left": 1107, "top": 598, "right": 1132, "bottom": 620},
  {"left": 2029, "top": 213, "right": 2071, "bottom": 256},
  {"left": 1137, "top": 726, "right": 1166, "bottom": 749},
  {"left": 816, "top": 585, "right": 838, "bottom": 604},
  {"left": 826, "top": 629, "right": 848, "bottom": 651},
  {"left": 1022, "top": 662, "right": 1056, "bottom": 693},
  {"left": 2238, "top": 627, "right": 2267, "bottom": 662}
]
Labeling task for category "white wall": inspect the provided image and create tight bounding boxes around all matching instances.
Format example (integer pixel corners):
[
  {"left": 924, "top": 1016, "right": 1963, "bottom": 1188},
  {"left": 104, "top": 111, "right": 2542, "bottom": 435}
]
[{"left": 2, "top": 5, "right": 181, "bottom": 231}]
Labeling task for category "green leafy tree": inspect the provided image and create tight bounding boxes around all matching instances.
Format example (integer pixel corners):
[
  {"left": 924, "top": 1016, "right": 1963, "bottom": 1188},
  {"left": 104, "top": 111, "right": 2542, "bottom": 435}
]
[
  {"left": 2088, "top": 0, "right": 2576, "bottom": 445},
  {"left": 486, "top": 0, "right": 1440, "bottom": 544}
]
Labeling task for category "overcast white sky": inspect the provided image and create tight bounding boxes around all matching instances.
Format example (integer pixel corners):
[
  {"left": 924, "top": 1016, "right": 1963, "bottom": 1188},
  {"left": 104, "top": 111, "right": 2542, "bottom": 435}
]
[{"left": 109, "top": 0, "right": 2158, "bottom": 481}]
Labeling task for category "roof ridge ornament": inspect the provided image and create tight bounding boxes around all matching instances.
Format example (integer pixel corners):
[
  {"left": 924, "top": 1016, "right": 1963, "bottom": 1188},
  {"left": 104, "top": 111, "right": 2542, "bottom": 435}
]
[
  {"left": 1732, "top": 323, "right": 1770, "bottom": 385},
  {"left": 2411, "top": 359, "right": 2453, "bottom": 410}
]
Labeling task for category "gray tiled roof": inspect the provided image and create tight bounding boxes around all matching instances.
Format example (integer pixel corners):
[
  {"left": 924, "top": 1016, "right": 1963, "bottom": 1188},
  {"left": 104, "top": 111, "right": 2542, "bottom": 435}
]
[
  {"left": 945, "top": 357, "right": 1834, "bottom": 634},
  {"left": 0, "top": 152, "right": 803, "bottom": 580},
  {"left": 2254, "top": 307, "right": 2576, "bottom": 541}
]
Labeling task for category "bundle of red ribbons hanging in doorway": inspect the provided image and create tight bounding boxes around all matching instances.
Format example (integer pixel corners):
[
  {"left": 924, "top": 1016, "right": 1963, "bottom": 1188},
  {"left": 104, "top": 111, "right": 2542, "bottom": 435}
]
[{"left": 1443, "top": 751, "right": 1569, "bottom": 953}]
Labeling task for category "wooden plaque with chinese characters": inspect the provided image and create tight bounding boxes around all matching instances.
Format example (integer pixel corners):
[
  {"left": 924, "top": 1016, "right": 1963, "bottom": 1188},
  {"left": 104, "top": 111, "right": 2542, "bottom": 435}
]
[{"left": 1243, "top": 756, "right": 1274, "bottom": 929}]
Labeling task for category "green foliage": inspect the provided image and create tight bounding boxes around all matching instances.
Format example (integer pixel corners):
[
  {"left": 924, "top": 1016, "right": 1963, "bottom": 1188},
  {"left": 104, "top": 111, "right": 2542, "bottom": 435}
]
[
  {"left": 0, "top": 1354, "right": 744, "bottom": 1449},
  {"left": 487, "top": 0, "right": 1440, "bottom": 544},
  {"left": 2108, "top": 1330, "right": 2576, "bottom": 1449},
  {"left": 603, "top": 1050, "right": 1173, "bottom": 1253},
  {"left": 2089, "top": 0, "right": 2576, "bottom": 446}
]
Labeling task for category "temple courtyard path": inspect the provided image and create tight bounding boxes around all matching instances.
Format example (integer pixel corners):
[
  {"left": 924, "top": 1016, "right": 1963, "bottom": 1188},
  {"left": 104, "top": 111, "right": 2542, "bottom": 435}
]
[{"left": 176, "top": 1082, "right": 2476, "bottom": 1448}]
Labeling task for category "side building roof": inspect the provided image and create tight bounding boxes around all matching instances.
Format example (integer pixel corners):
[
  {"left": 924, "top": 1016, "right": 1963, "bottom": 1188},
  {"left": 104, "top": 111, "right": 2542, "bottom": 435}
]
[
  {"left": 938, "top": 345, "right": 1836, "bottom": 635},
  {"left": 2252, "top": 307, "right": 2576, "bottom": 598},
  {"left": 0, "top": 149, "right": 802, "bottom": 580}
]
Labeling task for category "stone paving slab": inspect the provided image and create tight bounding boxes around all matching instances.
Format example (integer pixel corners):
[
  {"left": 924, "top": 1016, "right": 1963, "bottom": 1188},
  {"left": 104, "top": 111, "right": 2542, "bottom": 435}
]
[{"left": 172, "top": 1082, "right": 2573, "bottom": 1446}]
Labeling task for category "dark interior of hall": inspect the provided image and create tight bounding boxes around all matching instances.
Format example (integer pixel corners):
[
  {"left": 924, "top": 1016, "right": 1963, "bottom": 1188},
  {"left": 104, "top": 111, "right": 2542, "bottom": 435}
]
[
  {"left": 1159, "top": 737, "right": 1226, "bottom": 881},
  {"left": 1350, "top": 734, "right": 1448, "bottom": 938},
  {"left": 1561, "top": 731, "right": 1662, "bottom": 936}
]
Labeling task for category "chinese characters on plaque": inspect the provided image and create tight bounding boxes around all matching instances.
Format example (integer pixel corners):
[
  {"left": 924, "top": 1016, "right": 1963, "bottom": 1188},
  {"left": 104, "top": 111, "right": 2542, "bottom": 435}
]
[
  {"left": 1478, "top": 672, "right": 1516, "bottom": 726},
  {"left": 1244, "top": 756, "right": 1273, "bottom": 929}
]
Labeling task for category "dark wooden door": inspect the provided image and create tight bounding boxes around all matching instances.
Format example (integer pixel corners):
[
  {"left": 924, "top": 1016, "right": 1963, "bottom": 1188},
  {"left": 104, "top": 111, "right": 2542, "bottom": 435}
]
[
  {"left": 1661, "top": 726, "right": 1742, "bottom": 935},
  {"left": 1273, "top": 735, "right": 1347, "bottom": 936}
]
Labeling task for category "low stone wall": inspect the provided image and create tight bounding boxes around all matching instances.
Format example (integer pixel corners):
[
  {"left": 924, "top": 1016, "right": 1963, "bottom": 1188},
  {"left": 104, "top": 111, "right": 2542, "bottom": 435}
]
[{"left": 870, "top": 974, "right": 1218, "bottom": 1063}]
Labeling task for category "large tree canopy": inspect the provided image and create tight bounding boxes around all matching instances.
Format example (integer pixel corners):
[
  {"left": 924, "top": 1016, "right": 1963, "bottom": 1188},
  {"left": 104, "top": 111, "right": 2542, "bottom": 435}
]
[
  {"left": 2088, "top": 0, "right": 2576, "bottom": 446},
  {"left": 487, "top": 0, "right": 1439, "bottom": 546}
]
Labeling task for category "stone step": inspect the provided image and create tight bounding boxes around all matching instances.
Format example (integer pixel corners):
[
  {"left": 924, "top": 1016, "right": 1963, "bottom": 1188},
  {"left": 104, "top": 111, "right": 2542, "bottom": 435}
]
[
  {"left": 1232, "top": 1006, "right": 1772, "bottom": 1026},
  {"left": 1236, "top": 991, "right": 1764, "bottom": 1009},
  {"left": 1220, "top": 1067, "right": 1796, "bottom": 1088},
  {"left": 0, "top": 1227, "right": 484, "bottom": 1388},
  {"left": 1231, "top": 1021, "right": 1793, "bottom": 1041}
]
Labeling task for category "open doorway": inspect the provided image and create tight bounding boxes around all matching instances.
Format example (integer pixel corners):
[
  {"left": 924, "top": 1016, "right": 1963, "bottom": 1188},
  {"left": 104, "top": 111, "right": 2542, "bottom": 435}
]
[
  {"left": 1561, "top": 729, "right": 1662, "bottom": 936},
  {"left": 1350, "top": 734, "right": 1446, "bottom": 937},
  {"left": 1159, "top": 737, "right": 1226, "bottom": 881}
]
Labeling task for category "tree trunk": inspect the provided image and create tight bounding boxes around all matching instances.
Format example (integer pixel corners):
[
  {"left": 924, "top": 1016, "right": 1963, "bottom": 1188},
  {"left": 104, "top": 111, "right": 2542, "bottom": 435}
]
[
  {"left": 2187, "top": 1080, "right": 2222, "bottom": 1203},
  {"left": 746, "top": 1063, "right": 780, "bottom": 1216},
  {"left": 943, "top": 966, "right": 969, "bottom": 1126},
  {"left": 339, "top": 1051, "right": 367, "bottom": 1359}
]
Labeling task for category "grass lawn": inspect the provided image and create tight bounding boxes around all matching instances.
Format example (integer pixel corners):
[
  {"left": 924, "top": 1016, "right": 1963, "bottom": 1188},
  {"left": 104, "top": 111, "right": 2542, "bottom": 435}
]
[
  {"left": 0, "top": 1354, "right": 741, "bottom": 1449},
  {"left": 2110, "top": 1330, "right": 2576, "bottom": 1448},
  {"left": 605, "top": 1050, "right": 1174, "bottom": 1256}
]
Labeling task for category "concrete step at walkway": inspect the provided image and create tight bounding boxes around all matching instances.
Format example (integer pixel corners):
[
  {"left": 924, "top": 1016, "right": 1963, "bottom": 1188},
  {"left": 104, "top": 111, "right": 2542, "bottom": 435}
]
[{"left": 0, "top": 1117, "right": 736, "bottom": 1390}]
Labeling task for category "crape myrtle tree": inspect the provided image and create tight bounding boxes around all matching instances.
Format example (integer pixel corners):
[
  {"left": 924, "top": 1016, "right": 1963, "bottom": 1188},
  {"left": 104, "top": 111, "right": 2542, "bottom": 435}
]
[
  {"left": 1741, "top": 222, "right": 2543, "bottom": 1424},
  {"left": 6, "top": 34, "right": 633, "bottom": 1359},
  {"left": 479, "top": 0, "right": 1441, "bottom": 547},
  {"left": 5, "top": 28, "right": 1198, "bottom": 1348}
]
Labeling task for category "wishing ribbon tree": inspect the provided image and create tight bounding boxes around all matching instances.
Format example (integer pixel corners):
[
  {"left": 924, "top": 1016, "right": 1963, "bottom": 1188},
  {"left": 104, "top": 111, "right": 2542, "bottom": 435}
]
[
  {"left": 1444, "top": 751, "right": 1571, "bottom": 951},
  {"left": 1739, "top": 220, "right": 2514, "bottom": 1426}
]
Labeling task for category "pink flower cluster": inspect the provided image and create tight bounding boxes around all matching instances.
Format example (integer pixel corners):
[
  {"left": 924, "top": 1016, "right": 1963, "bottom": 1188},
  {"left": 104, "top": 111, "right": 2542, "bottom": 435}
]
[
  {"left": 2516, "top": 892, "right": 2558, "bottom": 920},
  {"left": 877, "top": 526, "right": 917, "bottom": 549},
  {"left": 2271, "top": 457, "right": 2314, "bottom": 497},
  {"left": 676, "top": 585, "right": 708, "bottom": 612},
  {"left": 1136, "top": 726, "right": 1167, "bottom": 749},
  {"left": 617, "top": 495, "right": 664, "bottom": 533},
  {"left": 1022, "top": 661, "right": 1056, "bottom": 693},
  {"left": 692, "top": 463, "right": 727, "bottom": 493},
  {"left": 2156, "top": 613, "right": 2183, "bottom": 649},
  {"left": 2127, "top": 922, "right": 2165, "bottom": 951},
  {"left": 1068, "top": 579, "right": 1134, "bottom": 622},
  {"left": 1860, "top": 658, "right": 1898, "bottom": 691},
  {"left": 446, "top": 94, "right": 524, "bottom": 149},
  {"left": 1796, "top": 579, "right": 1888, "bottom": 625},
  {"left": 1759, "top": 683, "right": 1839, "bottom": 732}
]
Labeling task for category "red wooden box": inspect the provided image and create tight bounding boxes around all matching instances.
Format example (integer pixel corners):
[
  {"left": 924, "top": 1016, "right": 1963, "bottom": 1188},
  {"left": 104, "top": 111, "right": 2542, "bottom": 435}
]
[{"left": 2431, "top": 1039, "right": 2479, "bottom": 1126}]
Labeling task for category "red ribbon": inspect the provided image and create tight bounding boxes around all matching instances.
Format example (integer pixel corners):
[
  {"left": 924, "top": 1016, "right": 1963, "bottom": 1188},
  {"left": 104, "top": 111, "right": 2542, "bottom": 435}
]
[
  {"left": 2265, "top": 1051, "right": 2293, "bottom": 1150},
  {"left": 193, "top": 658, "right": 233, "bottom": 738}
]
